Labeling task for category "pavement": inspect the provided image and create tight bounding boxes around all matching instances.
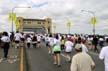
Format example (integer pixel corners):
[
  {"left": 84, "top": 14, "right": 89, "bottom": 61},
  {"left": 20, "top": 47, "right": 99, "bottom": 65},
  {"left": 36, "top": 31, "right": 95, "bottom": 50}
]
[
  {"left": 26, "top": 42, "right": 104, "bottom": 71},
  {"left": 0, "top": 42, "right": 104, "bottom": 71},
  {"left": 0, "top": 46, "right": 20, "bottom": 71}
]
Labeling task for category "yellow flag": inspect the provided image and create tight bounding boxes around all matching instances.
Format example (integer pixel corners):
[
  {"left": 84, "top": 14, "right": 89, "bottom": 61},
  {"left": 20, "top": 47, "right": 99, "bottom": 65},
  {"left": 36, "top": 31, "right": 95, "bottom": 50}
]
[
  {"left": 12, "top": 13, "right": 16, "bottom": 22},
  {"left": 91, "top": 17, "right": 96, "bottom": 24},
  {"left": 14, "top": 20, "right": 20, "bottom": 29},
  {"left": 8, "top": 13, "right": 13, "bottom": 21},
  {"left": 8, "top": 13, "right": 16, "bottom": 22},
  {"left": 66, "top": 22, "right": 71, "bottom": 27}
]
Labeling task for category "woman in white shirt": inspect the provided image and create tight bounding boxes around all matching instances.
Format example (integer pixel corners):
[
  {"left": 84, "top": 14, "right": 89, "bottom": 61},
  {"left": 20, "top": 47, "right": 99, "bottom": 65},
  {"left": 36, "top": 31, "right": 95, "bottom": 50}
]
[
  {"left": 26, "top": 35, "right": 32, "bottom": 48},
  {"left": 65, "top": 38, "right": 74, "bottom": 62},
  {"left": 81, "top": 40, "right": 88, "bottom": 53},
  {"left": 1, "top": 32, "right": 10, "bottom": 59},
  {"left": 53, "top": 34, "right": 61, "bottom": 67}
]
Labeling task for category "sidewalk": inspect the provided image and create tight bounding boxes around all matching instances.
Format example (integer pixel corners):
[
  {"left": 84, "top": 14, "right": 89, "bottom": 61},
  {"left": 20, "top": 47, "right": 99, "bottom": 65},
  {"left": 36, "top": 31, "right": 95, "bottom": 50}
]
[{"left": 0, "top": 46, "right": 20, "bottom": 71}]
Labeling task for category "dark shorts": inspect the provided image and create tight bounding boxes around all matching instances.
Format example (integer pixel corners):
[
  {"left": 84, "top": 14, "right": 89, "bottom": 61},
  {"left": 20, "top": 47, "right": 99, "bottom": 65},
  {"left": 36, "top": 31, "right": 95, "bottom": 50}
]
[
  {"left": 46, "top": 43, "right": 49, "bottom": 46},
  {"left": 54, "top": 51, "right": 61, "bottom": 54},
  {"left": 15, "top": 41, "right": 19, "bottom": 43},
  {"left": 21, "top": 38, "right": 25, "bottom": 42},
  {"left": 61, "top": 44, "right": 65, "bottom": 50},
  {"left": 37, "top": 41, "right": 40, "bottom": 43}
]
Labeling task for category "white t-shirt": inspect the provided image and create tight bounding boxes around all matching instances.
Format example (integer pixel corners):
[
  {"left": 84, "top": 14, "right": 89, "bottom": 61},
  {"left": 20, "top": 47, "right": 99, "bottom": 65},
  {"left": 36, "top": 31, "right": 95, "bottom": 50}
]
[
  {"left": 27, "top": 37, "right": 32, "bottom": 43},
  {"left": 99, "top": 46, "right": 108, "bottom": 71},
  {"left": 14, "top": 33, "right": 22, "bottom": 41},
  {"left": 1, "top": 36, "right": 10, "bottom": 42},
  {"left": 65, "top": 41, "right": 73, "bottom": 52},
  {"left": 37, "top": 35, "right": 41, "bottom": 42},
  {"left": 48, "top": 37, "right": 54, "bottom": 47},
  {"left": 53, "top": 38, "right": 61, "bottom": 46},
  {"left": 81, "top": 43, "right": 88, "bottom": 53},
  {"left": 45, "top": 36, "right": 49, "bottom": 42},
  {"left": 99, "top": 38, "right": 104, "bottom": 41}
]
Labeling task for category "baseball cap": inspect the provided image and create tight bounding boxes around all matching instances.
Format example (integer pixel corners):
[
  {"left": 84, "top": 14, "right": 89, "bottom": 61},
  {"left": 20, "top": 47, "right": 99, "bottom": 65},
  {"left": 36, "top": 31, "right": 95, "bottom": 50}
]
[{"left": 75, "top": 44, "right": 82, "bottom": 50}]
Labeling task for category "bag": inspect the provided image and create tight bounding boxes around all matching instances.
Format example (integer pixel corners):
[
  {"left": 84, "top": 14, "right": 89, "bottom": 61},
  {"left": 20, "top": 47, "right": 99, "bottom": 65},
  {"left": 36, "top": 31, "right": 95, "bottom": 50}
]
[{"left": 1, "top": 42, "right": 6, "bottom": 48}]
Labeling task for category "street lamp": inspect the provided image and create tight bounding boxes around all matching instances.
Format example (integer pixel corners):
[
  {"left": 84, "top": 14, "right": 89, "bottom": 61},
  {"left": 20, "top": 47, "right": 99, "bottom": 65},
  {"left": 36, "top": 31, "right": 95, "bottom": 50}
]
[
  {"left": 11, "top": 6, "right": 31, "bottom": 32},
  {"left": 81, "top": 10, "right": 96, "bottom": 35},
  {"left": 66, "top": 22, "right": 71, "bottom": 35}
]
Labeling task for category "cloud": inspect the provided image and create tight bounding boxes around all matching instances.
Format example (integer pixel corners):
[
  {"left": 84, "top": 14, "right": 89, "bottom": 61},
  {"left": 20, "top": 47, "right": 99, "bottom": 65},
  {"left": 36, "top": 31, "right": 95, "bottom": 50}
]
[{"left": 0, "top": 0, "right": 108, "bottom": 34}]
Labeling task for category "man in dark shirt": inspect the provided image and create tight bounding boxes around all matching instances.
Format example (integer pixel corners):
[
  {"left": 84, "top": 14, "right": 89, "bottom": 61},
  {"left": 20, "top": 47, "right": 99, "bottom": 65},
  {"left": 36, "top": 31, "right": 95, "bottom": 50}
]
[{"left": 92, "top": 35, "right": 98, "bottom": 52}]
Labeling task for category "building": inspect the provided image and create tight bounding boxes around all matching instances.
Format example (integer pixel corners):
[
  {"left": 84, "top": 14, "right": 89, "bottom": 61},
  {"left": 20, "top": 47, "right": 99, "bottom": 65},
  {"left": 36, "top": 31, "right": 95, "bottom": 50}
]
[{"left": 16, "top": 17, "right": 52, "bottom": 34}]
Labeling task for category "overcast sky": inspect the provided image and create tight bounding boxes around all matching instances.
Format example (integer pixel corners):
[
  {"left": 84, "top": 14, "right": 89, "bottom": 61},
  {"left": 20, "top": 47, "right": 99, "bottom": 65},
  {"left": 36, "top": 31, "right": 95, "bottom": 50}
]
[{"left": 0, "top": 0, "right": 108, "bottom": 35}]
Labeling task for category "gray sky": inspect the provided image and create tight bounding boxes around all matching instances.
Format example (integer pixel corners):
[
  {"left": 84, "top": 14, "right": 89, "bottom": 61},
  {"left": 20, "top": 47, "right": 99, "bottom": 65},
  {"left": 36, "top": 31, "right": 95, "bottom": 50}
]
[{"left": 0, "top": 0, "right": 108, "bottom": 35}]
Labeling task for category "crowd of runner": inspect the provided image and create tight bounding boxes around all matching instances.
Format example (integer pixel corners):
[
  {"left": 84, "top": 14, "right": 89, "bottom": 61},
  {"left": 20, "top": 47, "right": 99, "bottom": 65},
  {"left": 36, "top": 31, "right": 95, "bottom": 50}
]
[{"left": 0, "top": 31, "right": 108, "bottom": 71}]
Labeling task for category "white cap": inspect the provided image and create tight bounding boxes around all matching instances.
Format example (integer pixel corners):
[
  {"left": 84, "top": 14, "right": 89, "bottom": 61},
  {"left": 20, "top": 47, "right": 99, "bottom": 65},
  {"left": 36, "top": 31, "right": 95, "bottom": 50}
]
[{"left": 75, "top": 44, "right": 82, "bottom": 50}]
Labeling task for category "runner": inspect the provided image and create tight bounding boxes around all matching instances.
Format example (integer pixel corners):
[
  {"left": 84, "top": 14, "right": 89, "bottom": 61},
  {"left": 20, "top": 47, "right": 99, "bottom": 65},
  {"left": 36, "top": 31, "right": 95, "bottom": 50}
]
[
  {"left": 26, "top": 35, "right": 32, "bottom": 48},
  {"left": 32, "top": 34, "right": 37, "bottom": 48},
  {"left": 99, "top": 38, "right": 108, "bottom": 71},
  {"left": 64, "top": 38, "right": 74, "bottom": 62},
  {"left": 1, "top": 31, "right": 10, "bottom": 59},
  {"left": 61, "top": 35, "right": 65, "bottom": 52},
  {"left": 52, "top": 34, "right": 61, "bottom": 67},
  {"left": 10, "top": 32, "right": 14, "bottom": 48},
  {"left": 48, "top": 34, "right": 54, "bottom": 54},
  {"left": 37, "top": 35, "right": 41, "bottom": 48},
  {"left": 14, "top": 31, "right": 22, "bottom": 48}
]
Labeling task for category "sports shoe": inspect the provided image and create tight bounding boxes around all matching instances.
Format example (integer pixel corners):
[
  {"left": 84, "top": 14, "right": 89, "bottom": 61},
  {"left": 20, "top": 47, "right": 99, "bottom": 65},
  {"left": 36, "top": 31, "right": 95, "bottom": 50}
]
[
  {"left": 53, "top": 62, "right": 57, "bottom": 65},
  {"left": 48, "top": 51, "right": 51, "bottom": 54}
]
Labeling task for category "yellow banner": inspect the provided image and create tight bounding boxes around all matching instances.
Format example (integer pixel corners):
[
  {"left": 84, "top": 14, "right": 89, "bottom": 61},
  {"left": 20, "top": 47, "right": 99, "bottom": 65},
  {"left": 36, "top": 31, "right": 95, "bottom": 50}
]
[
  {"left": 91, "top": 17, "right": 96, "bottom": 24},
  {"left": 14, "top": 20, "right": 20, "bottom": 29},
  {"left": 66, "top": 22, "right": 71, "bottom": 27},
  {"left": 8, "top": 13, "right": 16, "bottom": 22},
  {"left": 8, "top": 13, "right": 12, "bottom": 21}
]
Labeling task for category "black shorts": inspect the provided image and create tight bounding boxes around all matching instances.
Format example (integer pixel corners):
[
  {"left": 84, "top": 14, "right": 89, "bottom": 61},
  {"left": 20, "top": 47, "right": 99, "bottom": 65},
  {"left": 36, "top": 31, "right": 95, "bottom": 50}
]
[
  {"left": 54, "top": 51, "right": 61, "bottom": 54},
  {"left": 61, "top": 44, "right": 65, "bottom": 50},
  {"left": 46, "top": 43, "right": 49, "bottom": 46},
  {"left": 37, "top": 41, "right": 40, "bottom": 43},
  {"left": 15, "top": 41, "right": 19, "bottom": 43},
  {"left": 21, "top": 38, "right": 25, "bottom": 41}
]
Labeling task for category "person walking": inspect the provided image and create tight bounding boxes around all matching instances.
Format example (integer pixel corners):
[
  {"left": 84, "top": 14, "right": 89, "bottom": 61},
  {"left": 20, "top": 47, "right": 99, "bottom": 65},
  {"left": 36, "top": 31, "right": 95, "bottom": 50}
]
[
  {"left": 77, "top": 38, "right": 88, "bottom": 53},
  {"left": 70, "top": 44, "right": 95, "bottom": 71},
  {"left": 10, "top": 32, "right": 14, "bottom": 47},
  {"left": 64, "top": 38, "right": 74, "bottom": 62},
  {"left": 99, "top": 38, "right": 108, "bottom": 71},
  {"left": 1, "top": 31, "right": 10, "bottom": 59},
  {"left": 26, "top": 35, "right": 32, "bottom": 48},
  {"left": 14, "top": 31, "right": 22, "bottom": 48},
  {"left": 61, "top": 35, "right": 65, "bottom": 51},
  {"left": 48, "top": 34, "right": 54, "bottom": 54},
  {"left": 32, "top": 34, "right": 37, "bottom": 48},
  {"left": 92, "top": 35, "right": 98, "bottom": 52},
  {"left": 53, "top": 34, "right": 61, "bottom": 67}
]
